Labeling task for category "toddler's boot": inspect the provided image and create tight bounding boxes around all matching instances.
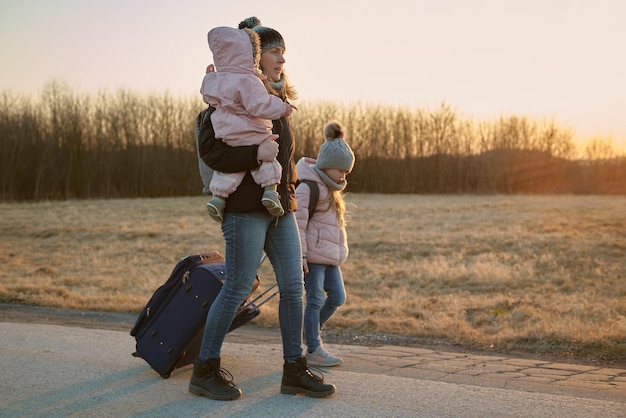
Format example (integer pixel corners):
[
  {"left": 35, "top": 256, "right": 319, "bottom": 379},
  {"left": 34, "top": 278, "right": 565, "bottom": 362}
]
[
  {"left": 280, "top": 356, "right": 336, "bottom": 397},
  {"left": 206, "top": 196, "right": 226, "bottom": 223},
  {"left": 261, "top": 188, "right": 284, "bottom": 217},
  {"left": 189, "top": 358, "right": 241, "bottom": 401}
]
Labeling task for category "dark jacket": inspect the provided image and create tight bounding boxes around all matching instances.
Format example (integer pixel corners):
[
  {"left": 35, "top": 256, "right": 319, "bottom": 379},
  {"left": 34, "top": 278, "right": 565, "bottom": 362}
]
[{"left": 198, "top": 106, "right": 297, "bottom": 213}]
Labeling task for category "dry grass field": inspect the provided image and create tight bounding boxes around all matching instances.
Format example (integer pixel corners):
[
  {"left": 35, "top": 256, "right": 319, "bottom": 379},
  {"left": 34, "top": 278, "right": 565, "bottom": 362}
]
[{"left": 1, "top": 194, "right": 624, "bottom": 364}]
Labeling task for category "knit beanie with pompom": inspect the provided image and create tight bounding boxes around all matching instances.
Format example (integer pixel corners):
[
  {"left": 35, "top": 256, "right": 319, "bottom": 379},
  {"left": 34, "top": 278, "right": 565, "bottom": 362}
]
[{"left": 316, "top": 121, "right": 355, "bottom": 172}]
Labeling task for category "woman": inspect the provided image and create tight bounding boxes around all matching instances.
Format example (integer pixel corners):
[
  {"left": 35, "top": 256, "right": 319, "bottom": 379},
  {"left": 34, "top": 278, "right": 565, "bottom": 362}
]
[{"left": 190, "top": 17, "right": 336, "bottom": 401}]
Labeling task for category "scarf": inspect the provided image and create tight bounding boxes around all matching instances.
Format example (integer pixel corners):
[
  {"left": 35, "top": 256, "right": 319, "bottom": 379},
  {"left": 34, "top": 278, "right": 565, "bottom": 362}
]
[
  {"left": 313, "top": 166, "right": 346, "bottom": 192},
  {"left": 266, "top": 70, "right": 296, "bottom": 102},
  {"left": 268, "top": 77, "right": 285, "bottom": 100}
]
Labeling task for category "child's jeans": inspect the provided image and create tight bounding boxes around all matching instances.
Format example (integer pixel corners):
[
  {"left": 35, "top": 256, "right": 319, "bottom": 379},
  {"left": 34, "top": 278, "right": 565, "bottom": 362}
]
[{"left": 303, "top": 263, "right": 346, "bottom": 351}]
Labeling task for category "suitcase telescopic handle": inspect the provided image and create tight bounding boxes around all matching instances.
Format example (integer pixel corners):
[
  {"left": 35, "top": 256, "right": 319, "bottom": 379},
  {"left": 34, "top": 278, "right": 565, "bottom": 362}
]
[
  {"left": 239, "top": 252, "right": 279, "bottom": 310},
  {"left": 244, "top": 282, "right": 278, "bottom": 307}
]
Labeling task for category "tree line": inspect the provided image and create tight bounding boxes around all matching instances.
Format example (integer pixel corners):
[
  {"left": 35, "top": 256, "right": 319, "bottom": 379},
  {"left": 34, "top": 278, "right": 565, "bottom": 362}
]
[{"left": 1, "top": 81, "right": 624, "bottom": 201}]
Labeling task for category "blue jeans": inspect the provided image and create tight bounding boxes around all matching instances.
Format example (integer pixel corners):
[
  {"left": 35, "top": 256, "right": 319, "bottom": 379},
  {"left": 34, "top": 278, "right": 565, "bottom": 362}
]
[
  {"left": 199, "top": 211, "right": 304, "bottom": 362},
  {"left": 303, "top": 263, "right": 346, "bottom": 351}
]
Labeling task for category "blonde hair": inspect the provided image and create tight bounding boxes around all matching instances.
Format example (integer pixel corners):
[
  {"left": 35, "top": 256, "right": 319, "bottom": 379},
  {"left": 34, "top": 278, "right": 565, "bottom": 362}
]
[{"left": 330, "top": 189, "right": 347, "bottom": 226}]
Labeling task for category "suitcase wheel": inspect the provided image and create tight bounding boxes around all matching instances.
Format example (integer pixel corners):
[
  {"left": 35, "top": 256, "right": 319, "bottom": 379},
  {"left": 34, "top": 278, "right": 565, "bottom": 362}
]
[{"left": 160, "top": 372, "right": 172, "bottom": 379}]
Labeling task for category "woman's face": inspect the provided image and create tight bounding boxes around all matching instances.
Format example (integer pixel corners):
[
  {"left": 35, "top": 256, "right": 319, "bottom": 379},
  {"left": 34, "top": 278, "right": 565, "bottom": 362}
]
[
  {"left": 324, "top": 168, "right": 350, "bottom": 184},
  {"left": 259, "top": 46, "right": 285, "bottom": 82}
]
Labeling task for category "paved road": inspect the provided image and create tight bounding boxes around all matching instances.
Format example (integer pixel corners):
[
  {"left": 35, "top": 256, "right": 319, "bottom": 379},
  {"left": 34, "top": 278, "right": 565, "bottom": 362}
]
[{"left": 1, "top": 318, "right": 624, "bottom": 417}]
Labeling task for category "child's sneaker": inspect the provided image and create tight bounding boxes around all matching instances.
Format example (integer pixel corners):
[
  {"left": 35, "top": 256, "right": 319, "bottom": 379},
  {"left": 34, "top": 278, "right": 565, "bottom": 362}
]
[
  {"left": 206, "top": 196, "right": 225, "bottom": 223},
  {"left": 261, "top": 190, "right": 284, "bottom": 217},
  {"left": 306, "top": 345, "right": 342, "bottom": 367}
]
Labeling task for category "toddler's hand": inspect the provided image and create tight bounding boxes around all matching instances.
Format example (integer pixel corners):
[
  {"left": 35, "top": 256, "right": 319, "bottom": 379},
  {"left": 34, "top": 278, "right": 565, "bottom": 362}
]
[
  {"left": 285, "top": 103, "right": 297, "bottom": 116},
  {"left": 206, "top": 64, "right": 215, "bottom": 73}
]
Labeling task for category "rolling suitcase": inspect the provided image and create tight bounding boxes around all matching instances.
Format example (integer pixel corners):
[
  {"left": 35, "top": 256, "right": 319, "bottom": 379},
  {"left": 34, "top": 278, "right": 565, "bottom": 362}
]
[{"left": 130, "top": 251, "right": 277, "bottom": 378}]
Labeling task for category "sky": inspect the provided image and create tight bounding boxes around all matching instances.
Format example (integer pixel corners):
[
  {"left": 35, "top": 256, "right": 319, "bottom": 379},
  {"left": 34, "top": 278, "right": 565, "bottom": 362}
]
[{"left": 1, "top": 0, "right": 625, "bottom": 146}]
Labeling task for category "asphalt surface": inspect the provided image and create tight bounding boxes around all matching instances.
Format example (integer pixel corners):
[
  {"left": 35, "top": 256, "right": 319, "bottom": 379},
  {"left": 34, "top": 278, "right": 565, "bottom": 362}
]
[{"left": 1, "top": 305, "right": 625, "bottom": 417}]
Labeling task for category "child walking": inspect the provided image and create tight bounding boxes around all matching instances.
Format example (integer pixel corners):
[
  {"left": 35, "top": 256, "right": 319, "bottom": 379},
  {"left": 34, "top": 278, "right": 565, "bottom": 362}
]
[
  {"left": 295, "top": 121, "right": 355, "bottom": 367},
  {"left": 200, "top": 26, "right": 296, "bottom": 222}
]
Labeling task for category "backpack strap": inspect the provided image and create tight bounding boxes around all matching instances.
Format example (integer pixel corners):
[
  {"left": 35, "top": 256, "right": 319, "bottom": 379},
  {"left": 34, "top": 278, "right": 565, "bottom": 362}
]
[
  {"left": 297, "top": 180, "right": 320, "bottom": 221},
  {"left": 195, "top": 107, "right": 215, "bottom": 195}
]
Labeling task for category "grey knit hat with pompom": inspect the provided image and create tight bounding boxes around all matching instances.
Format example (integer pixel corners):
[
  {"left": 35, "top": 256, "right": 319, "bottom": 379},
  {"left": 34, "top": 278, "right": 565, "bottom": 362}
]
[{"left": 316, "top": 121, "right": 355, "bottom": 172}]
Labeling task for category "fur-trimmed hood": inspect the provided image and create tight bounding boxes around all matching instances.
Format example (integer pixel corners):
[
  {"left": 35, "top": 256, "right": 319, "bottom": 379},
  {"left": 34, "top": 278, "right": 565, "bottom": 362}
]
[{"left": 207, "top": 26, "right": 261, "bottom": 76}]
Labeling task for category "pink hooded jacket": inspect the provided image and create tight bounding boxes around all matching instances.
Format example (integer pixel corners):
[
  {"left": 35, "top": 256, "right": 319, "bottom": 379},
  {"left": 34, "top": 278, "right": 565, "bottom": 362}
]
[
  {"left": 200, "top": 26, "right": 290, "bottom": 146},
  {"left": 295, "top": 157, "right": 349, "bottom": 266}
]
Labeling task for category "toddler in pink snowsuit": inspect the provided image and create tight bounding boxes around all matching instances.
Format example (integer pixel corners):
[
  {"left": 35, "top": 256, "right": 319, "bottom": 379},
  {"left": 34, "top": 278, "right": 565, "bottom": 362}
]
[{"left": 201, "top": 26, "right": 295, "bottom": 222}]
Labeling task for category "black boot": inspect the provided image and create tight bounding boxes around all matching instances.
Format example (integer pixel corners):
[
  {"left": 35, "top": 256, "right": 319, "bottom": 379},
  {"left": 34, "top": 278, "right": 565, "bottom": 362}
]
[
  {"left": 281, "top": 356, "right": 336, "bottom": 397},
  {"left": 189, "top": 358, "right": 242, "bottom": 401}
]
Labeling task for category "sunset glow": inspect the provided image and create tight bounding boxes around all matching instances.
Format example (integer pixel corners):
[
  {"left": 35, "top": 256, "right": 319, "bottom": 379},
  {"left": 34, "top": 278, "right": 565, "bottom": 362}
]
[{"left": 1, "top": 0, "right": 624, "bottom": 147}]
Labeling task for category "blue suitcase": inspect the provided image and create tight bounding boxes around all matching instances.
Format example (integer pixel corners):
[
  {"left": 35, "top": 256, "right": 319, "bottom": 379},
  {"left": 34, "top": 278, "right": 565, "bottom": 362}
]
[{"left": 130, "top": 252, "right": 276, "bottom": 378}]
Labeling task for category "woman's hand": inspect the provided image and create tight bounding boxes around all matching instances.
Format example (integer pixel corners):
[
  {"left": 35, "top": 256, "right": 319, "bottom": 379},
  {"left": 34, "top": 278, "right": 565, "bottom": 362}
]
[{"left": 302, "top": 258, "right": 309, "bottom": 274}]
